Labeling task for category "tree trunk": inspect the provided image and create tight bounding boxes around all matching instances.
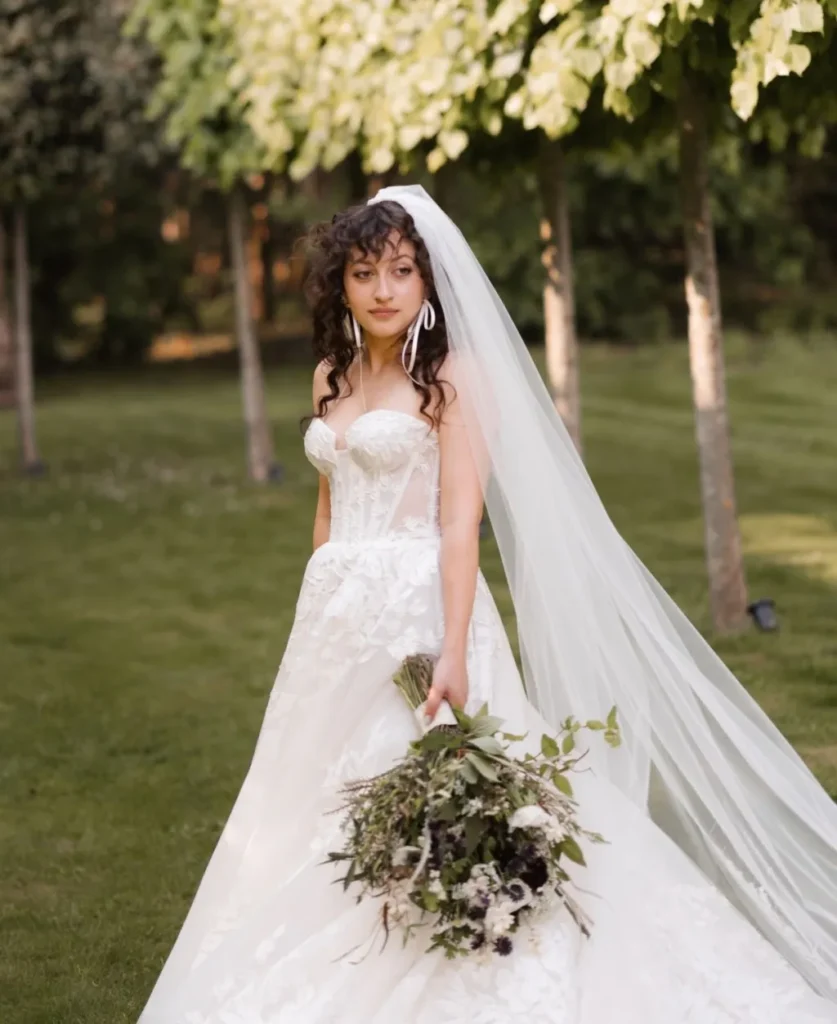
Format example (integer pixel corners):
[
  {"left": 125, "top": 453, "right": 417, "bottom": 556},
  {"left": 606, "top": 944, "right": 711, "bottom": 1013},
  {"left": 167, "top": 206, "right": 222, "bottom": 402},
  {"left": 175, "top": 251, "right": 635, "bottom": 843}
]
[
  {"left": 13, "top": 203, "right": 43, "bottom": 474},
  {"left": 537, "top": 136, "right": 582, "bottom": 454},
  {"left": 679, "top": 74, "right": 748, "bottom": 634},
  {"left": 346, "top": 153, "right": 368, "bottom": 203},
  {"left": 0, "top": 216, "right": 14, "bottom": 409},
  {"left": 228, "top": 185, "right": 278, "bottom": 483},
  {"left": 366, "top": 171, "right": 395, "bottom": 199}
]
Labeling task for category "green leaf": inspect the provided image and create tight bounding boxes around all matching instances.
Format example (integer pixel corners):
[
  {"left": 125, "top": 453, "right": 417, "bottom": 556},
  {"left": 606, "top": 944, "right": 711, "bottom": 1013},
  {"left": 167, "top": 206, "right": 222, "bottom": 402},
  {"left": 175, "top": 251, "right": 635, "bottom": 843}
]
[
  {"left": 420, "top": 730, "right": 460, "bottom": 753},
  {"left": 469, "top": 736, "right": 505, "bottom": 757},
  {"left": 606, "top": 706, "right": 619, "bottom": 730},
  {"left": 465, "top": 753, "right": 499, "bottom": 782},
  {"left": 731, "top": 76, "right": 759, "bottom": 121},
  {"left": 541, "top": 734, "right": 560, "bottom": 758},
  {"left": 468, "top": 715, "right": 506, "bottom": 738},
  {"left": 560, "top": 836, "right": 586, "bottom": 866},
  {"left": 465, "top": 816, "right": 487, "bottom": 855},
  {"left": 786, "top": 43, "right": 812, "bottom": 76},
  {"left": 794, "top": 1, "right": 825, "bottom": 33},
  {"left": 562, "top": 733, "right": 575, "bottom": 754},
  {"left": 435, "top": 801, "right": 458, "bottom": 822},
  {"left": 342, "top": 860, "right": 356, "bottom": 891},
  {"left": 422, "top": 892, "right": 439, "bottom": 912},
  {"left": 552, "top": 770, "right": 574, "bottom": 797}
]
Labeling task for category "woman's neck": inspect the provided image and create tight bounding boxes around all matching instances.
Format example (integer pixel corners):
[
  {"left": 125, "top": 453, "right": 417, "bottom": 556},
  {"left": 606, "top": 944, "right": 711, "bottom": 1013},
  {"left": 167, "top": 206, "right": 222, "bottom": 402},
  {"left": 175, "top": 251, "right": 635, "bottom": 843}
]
[{"left": 360, "top": 333, "right": 404, "bottom": 375}]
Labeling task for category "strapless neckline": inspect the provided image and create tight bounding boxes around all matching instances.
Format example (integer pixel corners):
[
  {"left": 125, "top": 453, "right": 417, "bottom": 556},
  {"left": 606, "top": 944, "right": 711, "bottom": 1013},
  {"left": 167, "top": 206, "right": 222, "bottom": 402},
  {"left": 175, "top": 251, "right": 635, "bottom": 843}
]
[{"left": 309, "top": 408, "right": 438, "bottom": 451}]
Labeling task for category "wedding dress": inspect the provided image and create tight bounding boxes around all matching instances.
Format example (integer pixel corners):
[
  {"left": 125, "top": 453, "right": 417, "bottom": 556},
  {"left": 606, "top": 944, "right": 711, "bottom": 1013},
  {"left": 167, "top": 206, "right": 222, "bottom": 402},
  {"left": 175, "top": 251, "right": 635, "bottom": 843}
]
[{"left": 138, "top": 407, "right": 837, "bottom": 1023}]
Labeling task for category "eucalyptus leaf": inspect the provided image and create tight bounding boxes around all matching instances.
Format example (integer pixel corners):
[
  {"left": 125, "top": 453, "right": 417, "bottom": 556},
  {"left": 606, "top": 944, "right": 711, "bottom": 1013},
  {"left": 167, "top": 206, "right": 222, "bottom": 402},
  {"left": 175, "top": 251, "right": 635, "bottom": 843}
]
[
  {"left": 552, "top": 770, "right": 574, "bottom": 797},
  {"left": 465, "top": 752, "right": 499, "bottom": 782},
  {"left": 541, "top": 734, "right": 560, "bottom": 758},
  {"left": 469, "top": 736, "right": 505, "bottom": 757},
  {"left": 465, "top": 815, "right": 487, "bottom": 855},
  {"left": 467, "top": 715, "right": 506, "bottom": 738},
  {"left": 560, "top": 836, "right": 586, "bottom": 866}
]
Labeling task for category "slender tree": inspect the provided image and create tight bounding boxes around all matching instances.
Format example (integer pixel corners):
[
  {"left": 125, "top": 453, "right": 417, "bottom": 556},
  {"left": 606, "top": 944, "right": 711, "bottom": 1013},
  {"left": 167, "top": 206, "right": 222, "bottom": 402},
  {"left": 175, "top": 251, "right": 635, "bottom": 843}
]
[
  {"left": 0, "top": 0, "right": 165, "bottom": 471},
  {"left": 130, "top": 0, "right": 282, "bottom": 483},
  {"left": 0, "top": 1, "right": 94, "bottom": 474},
  {"left": 590, "top": 0, "right": 836, "bottom": 631},
  {"left": 0, "top": 218, "right": 13, "bottom": 409}
]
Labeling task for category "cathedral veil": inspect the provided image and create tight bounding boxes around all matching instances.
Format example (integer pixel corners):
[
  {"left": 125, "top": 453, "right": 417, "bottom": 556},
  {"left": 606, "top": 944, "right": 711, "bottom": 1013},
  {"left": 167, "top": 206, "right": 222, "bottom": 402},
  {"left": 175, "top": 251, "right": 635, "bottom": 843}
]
[{"left": 368, "top": 184, "right": 837, "bottom": 1000}]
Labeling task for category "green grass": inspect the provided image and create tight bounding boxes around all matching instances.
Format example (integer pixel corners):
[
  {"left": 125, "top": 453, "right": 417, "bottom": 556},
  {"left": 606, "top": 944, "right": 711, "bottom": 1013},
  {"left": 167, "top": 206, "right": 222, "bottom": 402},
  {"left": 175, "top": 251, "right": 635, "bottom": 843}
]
[{"left": 2, "top": 337, "right": 836, "bottom": 1023}]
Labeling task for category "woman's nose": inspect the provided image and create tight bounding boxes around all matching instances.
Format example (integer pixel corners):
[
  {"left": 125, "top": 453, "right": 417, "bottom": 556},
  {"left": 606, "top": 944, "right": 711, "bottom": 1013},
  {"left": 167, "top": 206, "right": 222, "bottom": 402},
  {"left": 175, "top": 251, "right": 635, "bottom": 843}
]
[{"left": 373, "top": 274, "right": 393, "bottom": 301}]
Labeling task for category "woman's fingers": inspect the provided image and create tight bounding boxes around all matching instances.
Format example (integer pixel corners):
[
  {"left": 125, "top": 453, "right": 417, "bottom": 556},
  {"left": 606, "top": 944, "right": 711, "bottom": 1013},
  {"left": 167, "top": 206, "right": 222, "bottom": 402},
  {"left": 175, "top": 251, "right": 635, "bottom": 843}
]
[{"left": 424, "top": 684, "right": 444, "bottom": 720}]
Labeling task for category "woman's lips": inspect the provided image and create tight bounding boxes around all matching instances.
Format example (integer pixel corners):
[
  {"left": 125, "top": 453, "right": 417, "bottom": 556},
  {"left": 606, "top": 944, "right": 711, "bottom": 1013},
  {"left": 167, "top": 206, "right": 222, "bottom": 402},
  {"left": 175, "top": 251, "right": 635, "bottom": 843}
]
[{"left": 369, "top": 309, "right": 398, "bottom": 318}]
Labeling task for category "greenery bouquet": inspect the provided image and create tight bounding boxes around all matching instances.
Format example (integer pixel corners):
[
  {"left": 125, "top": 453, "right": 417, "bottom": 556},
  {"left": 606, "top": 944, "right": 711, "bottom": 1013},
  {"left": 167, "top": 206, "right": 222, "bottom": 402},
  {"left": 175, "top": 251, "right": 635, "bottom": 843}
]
[{"left": 325, "top": 654, "right": 621, "bottom": 961}]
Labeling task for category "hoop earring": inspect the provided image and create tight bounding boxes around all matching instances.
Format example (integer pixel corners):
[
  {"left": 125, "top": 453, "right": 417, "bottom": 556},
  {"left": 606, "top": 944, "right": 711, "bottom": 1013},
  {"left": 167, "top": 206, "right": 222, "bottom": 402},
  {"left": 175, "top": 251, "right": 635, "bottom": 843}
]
[
  {"left": 403, "top": 298, "right": 436, "bottom": 379},
  {"left": 343, "top": 310, "right": 362, "bottom": 349}
]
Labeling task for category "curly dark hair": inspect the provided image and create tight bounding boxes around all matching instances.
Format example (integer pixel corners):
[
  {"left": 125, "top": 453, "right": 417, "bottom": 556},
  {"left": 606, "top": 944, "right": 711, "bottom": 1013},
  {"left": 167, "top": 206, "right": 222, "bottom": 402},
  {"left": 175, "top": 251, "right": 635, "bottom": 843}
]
[{"left": 301, "top": 200, "right": 451, "bottom": 433}]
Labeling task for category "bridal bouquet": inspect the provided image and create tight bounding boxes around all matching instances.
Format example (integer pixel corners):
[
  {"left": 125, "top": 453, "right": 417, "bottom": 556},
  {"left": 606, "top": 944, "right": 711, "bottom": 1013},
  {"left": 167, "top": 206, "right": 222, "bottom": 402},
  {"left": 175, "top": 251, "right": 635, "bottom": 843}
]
[{"left": 326, "top": 654, "right": 620, "bottom": 960}]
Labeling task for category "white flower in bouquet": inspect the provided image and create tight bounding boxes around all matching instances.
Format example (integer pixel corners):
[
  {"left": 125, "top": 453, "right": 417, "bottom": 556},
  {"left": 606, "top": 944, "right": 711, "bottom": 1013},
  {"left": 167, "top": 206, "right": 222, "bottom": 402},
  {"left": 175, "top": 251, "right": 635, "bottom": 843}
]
[
  {"left": 427, "top": 870, "right": 447, "bottom": 900},
  {"left": 485, "top": 904, "right": 516, "bottom": 939},
  {"left": 392, "top": 845, "right": 421, "bottom": 868},
  {"left": 508, "top": 805, "right": 553, "bottom": 831},
  {"left": 386, "top": 881, "right": 417, "bottom": 924}
]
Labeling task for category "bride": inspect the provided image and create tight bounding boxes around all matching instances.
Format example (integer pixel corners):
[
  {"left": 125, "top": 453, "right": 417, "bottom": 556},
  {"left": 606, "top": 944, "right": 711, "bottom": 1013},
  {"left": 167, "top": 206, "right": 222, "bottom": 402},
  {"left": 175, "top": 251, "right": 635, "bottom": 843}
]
[{"left": 138, "top": 185, "right": 837, "bottom": 1023}]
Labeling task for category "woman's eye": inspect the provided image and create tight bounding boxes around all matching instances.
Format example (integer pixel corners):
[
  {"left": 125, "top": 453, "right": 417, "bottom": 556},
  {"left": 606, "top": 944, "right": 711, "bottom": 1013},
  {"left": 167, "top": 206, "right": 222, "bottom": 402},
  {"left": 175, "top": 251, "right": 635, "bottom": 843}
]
[
  {"left": 395, "top": 266, "right": 413, "bottom": 276},
  {"left": 353, "top": 270, "right": 372, "bottom": 280}
]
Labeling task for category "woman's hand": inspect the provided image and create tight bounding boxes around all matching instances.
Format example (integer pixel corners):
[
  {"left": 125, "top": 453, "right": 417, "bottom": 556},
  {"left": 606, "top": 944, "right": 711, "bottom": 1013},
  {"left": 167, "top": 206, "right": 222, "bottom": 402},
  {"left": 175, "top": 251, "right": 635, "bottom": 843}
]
[{"left": 425, "top": 649, "right": 469, "bottom": 721}]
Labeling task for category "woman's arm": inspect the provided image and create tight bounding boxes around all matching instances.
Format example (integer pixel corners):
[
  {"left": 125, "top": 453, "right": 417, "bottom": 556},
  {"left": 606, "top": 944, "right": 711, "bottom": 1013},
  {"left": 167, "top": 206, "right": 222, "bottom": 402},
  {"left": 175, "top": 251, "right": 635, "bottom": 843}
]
[
  {"left": 312, "top": 360, "right": 332, "bottom": 552},
  {"left": 425, "top": 355, "right": 487, "bottom": 719}
]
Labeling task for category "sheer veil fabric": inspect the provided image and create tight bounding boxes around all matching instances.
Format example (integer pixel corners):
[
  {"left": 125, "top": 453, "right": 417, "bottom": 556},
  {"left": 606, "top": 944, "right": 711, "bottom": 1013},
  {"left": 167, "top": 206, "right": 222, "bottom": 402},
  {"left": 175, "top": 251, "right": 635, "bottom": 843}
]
[{"left": 368, "top": 185, "right": 837, "bottom": 999}]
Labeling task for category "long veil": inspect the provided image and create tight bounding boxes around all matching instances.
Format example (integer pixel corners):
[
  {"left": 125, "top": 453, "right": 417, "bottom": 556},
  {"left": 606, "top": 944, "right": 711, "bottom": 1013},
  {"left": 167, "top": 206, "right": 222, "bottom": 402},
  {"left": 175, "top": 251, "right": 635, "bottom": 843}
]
[{"left": 369, "top": 184, "right": 837, "bottom": 1000}]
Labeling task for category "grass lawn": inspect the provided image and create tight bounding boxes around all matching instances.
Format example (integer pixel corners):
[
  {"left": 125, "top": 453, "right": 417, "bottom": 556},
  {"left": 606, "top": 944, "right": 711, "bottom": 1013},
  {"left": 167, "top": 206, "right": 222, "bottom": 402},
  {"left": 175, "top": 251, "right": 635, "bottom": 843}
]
[{"left": 1, "top": 336, "right": 836, "bottom": 1023}]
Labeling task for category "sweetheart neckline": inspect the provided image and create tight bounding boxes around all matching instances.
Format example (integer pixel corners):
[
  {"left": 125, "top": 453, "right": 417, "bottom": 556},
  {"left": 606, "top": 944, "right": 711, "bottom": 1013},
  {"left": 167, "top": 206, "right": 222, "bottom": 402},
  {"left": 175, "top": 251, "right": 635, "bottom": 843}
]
[{"left": 308, "top": 408, "right": 438, "bottom": 451}]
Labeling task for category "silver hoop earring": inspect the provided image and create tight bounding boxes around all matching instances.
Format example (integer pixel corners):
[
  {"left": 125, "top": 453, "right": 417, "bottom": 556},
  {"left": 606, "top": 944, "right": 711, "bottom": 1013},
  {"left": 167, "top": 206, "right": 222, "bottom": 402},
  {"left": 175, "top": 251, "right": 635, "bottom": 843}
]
[
  {"left": 343, "top": 311, "right": 362, "bottom": 349},
  {"left": 403, "top": 298, "right": 436, "bottom": 378}
]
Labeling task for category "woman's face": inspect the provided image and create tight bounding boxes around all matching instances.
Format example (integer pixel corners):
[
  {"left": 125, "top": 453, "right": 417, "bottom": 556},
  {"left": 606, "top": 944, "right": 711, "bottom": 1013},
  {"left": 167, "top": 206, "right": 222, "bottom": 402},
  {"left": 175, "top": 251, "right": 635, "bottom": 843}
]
[{"left": 343, "top": 231, "right": 426, "bottom": 342}]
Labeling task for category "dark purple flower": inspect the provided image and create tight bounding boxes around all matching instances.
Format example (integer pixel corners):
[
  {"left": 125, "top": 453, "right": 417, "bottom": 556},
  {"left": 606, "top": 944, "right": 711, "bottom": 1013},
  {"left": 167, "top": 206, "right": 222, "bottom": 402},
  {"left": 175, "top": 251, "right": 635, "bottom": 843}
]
[
  {"left": 520, "top": 856, "right": 548, "bottom": 892},
  {"left": 494, "top": 936, "right": 513, "bottom": 956},
  {"left": 506, "top": 882, "right": 525, "bottom": 902}
]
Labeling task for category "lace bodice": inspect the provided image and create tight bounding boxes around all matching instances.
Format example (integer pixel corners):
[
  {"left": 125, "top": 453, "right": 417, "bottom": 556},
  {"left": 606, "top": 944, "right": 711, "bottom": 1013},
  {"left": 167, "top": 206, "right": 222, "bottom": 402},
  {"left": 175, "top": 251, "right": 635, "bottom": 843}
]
[{"left": 304, "top": 409, "right": 441, "bottom": 543}]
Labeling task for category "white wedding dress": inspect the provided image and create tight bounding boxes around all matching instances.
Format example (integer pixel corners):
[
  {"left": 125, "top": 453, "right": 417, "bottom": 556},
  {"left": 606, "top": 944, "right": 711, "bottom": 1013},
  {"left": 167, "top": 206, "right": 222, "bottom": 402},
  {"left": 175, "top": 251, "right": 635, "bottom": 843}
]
[{"left": 139, "top": 408, "right": 837, "bottom": 1023}]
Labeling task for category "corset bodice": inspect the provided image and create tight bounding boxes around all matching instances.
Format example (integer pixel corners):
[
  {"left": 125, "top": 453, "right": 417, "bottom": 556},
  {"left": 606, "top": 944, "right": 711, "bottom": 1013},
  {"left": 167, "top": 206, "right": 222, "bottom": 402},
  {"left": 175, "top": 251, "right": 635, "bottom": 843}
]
[{"left": 304, "top": 409, "right": 441, "bottom": 543}]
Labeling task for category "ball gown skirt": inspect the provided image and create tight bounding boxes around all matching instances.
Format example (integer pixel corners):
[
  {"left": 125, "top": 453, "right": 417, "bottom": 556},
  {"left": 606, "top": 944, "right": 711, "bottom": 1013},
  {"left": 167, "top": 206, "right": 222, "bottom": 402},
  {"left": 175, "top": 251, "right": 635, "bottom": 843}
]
[{"left": 138, "top": 410, "right": 837, "bottom": 1023}]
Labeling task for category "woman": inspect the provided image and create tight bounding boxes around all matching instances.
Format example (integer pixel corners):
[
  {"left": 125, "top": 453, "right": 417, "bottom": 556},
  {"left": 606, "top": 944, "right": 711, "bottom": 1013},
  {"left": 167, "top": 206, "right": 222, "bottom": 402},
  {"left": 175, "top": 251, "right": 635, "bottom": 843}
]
[{"left": 138, "top": 186, "right": 837, "bottom": 1022}]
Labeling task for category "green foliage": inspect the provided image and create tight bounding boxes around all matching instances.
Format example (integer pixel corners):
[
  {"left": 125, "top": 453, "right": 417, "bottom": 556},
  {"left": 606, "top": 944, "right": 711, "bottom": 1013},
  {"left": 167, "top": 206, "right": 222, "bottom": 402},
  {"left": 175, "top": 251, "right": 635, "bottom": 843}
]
[
  {"left": 27, "top": 177, "right": 194, "bottom": 368},
  {"left": 0, "top": 0, "right": 162, "bottom": 202},
  {"left": 436, "top": 135, "right": 837, "bottom": 342},
  {"left": 221, "top": 0, "right": 837, "bottom": 178},
  {"left": 129, "top": 0, "right": 272, "bottom": 186}
]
